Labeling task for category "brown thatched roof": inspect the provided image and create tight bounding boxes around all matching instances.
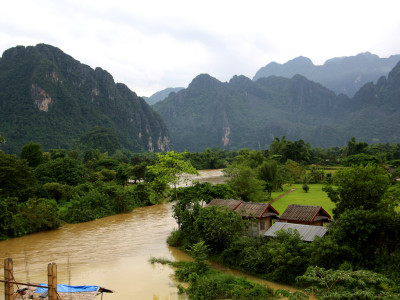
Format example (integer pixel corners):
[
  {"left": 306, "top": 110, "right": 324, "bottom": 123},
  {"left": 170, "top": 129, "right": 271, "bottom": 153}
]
[
  {"left": 279, "top": 204, "right": 331, "bottom": 224},
  {"left": 235, "top": 202, "right": 278, "bottom": 219},
  {"left": 207, "top": 199, "right": 279, "bottom": 219},
  {"left": 206, "top": 199, "right": 242, "bottom": 210}
]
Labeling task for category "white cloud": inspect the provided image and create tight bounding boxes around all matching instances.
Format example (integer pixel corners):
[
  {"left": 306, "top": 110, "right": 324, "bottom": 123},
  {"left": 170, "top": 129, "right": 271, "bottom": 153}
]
[{"left": 1, "top": 0, "right": 400, "bottom": 96}]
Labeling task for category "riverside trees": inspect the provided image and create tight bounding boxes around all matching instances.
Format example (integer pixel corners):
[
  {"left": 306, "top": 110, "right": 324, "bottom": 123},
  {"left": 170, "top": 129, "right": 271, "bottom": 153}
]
[
  {"left": 146, "top": 151, "right": 198, "bottom": 202},
  {"left": 169, "top": 161, "right": 400, "bottom": 297},
  {"left": 0, "top": 144, "right": 169, "bottom": 239}
]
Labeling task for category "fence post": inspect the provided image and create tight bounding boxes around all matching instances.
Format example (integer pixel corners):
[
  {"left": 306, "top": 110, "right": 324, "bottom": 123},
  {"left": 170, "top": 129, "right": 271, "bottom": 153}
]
[
  {"left": 47, "top": 263, "right": 57, "bottom": 300},
  {"left": 4, "top": 258, "right": 13, "bottom": 300}
]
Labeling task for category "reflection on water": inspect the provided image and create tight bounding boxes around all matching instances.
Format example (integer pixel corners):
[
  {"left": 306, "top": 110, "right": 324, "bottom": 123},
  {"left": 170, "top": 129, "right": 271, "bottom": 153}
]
[{"left": 0, "top": 170, "right": 296, "bottom": 299}]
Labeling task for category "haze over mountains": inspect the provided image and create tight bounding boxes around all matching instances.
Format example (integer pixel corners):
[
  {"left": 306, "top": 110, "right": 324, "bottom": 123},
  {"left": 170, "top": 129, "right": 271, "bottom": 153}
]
[
  {"left": 254, "top": 52, "right": 400, "bottom": 97},
  {"left": 143, "top": 87, "right": 184, "bottom": 105},
  {"left": 0, "top": 44, "right": 399, "bottom": 154}
]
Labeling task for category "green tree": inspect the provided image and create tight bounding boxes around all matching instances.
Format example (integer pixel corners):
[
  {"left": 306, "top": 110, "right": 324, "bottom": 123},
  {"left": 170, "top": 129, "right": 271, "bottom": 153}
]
[
  {"left": 49, "top": 149, "right": 67, "bottom": 159},
  {"left": 20, "top": 142, "right": 44, "bottom": 168},
  {"left": 175, "top": 182, "right": 236, "bottom": 204},
  {"left": 296, "top": 266, "right": 394, "bottom": 299},
  {"left": 308, "top": 165, "right": 325, "bottom": 183},
  {"left": 188, "top": 240, "right": 210, "bottom": 274},
  {"left": 258, "top": 160, "right": 280, "bottom": 195},
  {"left": 270, "top": 136, "right": 290, "bottom": 160},
  {"left": 319, "top": 209, "right": 400, "bottom": 267},
  {"left": 192, "top": 206, "right": 245, "bottom": 252},
  {"left": 0, "top": 197, "right": 23, "bottom": 239},
  {"left": 346, "top": 137, "right": 369, "bottom": 156},
  {"left": 268, "top": 229, "right": 311, "bottom": 284},
  {"left": 146, "top": 151, "right": 198, "bottom": 202},
  {"left": 270, "top": 137, "right": 312, "bottom": 163},
  {"left": 302, "top": 183, "right": 309, "bottom": 193},
  {"left": 18, "top": 198, "right": 61, "bottom": 234},
  {"left": 341, "top": 153, "right": 380, "bottom": 166},
  {"left": 323, "top": 164, "right": 391, "bottom": 218},
  {"left": 0, "top": 151, "right": 36, "bottom": 200},
  {"left": 35, "top": 157, "right": 87, "bottom": 186},
  {"left": 224, "top": 164, "right": 267, "bottom": 202},
  {"left": 43, "top": 182, "right": 71, "bottom": 203},
  {"left": 284, "top": 159, "right": 306, "bottom": 183}
]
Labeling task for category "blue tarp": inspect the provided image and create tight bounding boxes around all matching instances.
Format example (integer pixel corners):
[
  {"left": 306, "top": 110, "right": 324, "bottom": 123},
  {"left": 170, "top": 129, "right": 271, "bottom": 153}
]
[{"left": 35, "top": 284, "right": 100, "bottom": 294}]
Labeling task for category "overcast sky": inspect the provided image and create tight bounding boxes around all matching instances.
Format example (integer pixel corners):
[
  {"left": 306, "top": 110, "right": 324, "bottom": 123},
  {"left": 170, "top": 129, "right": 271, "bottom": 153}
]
[{"left": 1, "top": 0, "right": 400, "bottom": 97}]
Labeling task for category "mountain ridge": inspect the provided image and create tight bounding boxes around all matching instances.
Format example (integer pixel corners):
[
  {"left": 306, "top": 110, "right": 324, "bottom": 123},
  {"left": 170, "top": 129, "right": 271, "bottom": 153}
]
[
  {"left": 253, "top": 52, "right": 400, "bottom": 97},
  {"left": 0, "top": 44, "right": 170, "bottom": 154},
  {"left": 154, "top": 61, "right": 400, "bottom": 151}
]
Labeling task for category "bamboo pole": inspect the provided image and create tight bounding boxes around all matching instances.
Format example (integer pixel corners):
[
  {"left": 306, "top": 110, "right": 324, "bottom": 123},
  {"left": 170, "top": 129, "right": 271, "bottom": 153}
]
[
  {"left": 47, "top": 262, "right": 57, "bottom": 300},
  {"left": 4, "top": 258, "right": 13, "bottom": 300}
]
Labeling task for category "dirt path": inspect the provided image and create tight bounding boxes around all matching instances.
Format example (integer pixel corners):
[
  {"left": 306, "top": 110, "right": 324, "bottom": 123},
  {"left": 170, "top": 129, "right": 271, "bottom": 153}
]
[{"left": 270, "top": 188, "right": 296, "bottom": 204}]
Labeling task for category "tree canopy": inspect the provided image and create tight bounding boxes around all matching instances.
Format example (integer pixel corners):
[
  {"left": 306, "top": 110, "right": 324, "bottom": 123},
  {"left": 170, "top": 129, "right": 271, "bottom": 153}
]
[
  {"left": 146, "top": 151, "right": 198, "bottom": 201},
  {"left": 323, "top": 164, "right": 391, "bottom": 218}
]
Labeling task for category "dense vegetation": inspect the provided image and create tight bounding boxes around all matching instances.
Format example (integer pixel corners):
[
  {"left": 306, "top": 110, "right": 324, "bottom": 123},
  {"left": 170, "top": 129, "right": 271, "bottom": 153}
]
[
  {"left": 1, "top": 45, "right": 399, "bottom": 155},
  {"left": 1, "top": 136, "right": 400, "bottom": 298},
  {"left": 150, "top": 241, "right": 276, "bottom": 300},
  {"left": 154, "top": 60, "right": 400, "bottom": 151},
  {"left": 0, "top": 142, "right": 166, "bottom": 240},
  {"left": 165, "top": 138, "right": 400, "bottom": 299},
  {"left": 0, "top": 44, "right": 169, "bottom": 154}
]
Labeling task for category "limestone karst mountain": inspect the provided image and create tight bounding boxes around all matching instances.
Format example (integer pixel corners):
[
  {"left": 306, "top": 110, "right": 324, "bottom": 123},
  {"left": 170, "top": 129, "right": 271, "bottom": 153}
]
[{"left": 0, "top": 44, "right": 170, "bottom": 153}]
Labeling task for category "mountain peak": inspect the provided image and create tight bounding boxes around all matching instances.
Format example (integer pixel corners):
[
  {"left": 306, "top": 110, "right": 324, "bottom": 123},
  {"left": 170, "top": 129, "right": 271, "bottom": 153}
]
[
  {"left": 286, "top": 56, "right": 314, "bottom": 67},
  {"left": 0, "top": 44, "right": 170, "bottom": 153},
  {"left": 188, "top": 74, "right": 222, "bottom": 90},
  {"left": 254, "top": 52, "right": 400, "bottom": 97}
]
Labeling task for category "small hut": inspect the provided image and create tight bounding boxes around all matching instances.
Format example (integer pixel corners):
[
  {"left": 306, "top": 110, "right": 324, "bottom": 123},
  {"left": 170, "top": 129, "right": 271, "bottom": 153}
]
[
  {"left": 207, "top": 199, "right": 242, "bottom": 210},
  {"left": 206, "top": 199, "right": 279, "bottom": 236},
  {"left": 278, "top": 204, "right": 331, "bottom": 226}
]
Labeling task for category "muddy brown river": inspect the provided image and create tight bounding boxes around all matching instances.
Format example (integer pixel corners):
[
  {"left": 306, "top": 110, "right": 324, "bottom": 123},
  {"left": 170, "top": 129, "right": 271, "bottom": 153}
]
[{"left": 0, "top": 170, "right": 296, "bottom": 299}]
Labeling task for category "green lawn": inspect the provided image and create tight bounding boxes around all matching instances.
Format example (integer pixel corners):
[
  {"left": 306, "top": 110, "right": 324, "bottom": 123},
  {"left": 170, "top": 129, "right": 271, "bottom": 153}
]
[{"left": 270, "top": 184, "right": 335, "bottom": 218}]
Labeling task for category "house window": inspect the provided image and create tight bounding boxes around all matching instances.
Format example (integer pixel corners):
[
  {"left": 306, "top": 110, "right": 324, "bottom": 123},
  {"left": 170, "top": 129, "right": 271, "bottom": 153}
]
[{"left": 260, "top": 221, "right": 265, "bottom": 230}]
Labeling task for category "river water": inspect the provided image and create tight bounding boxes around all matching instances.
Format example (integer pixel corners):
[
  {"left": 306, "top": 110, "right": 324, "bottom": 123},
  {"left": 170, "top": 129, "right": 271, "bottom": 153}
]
[{"left": 0, "top": 169, "right": 296, "bottom": 299}]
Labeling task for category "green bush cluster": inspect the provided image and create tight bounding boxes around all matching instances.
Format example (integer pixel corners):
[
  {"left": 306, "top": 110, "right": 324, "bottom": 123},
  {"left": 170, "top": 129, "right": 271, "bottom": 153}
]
[
  {"left": 169, "top": 163, "right": 400, "bottom": 297},
  {"left": 0, "top": 143, "right": 158, "bottom": 240}
]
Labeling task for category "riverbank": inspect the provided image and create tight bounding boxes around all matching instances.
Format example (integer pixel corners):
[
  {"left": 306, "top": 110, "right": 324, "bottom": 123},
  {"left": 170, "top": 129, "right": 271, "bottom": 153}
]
[{"left": 1, "top": 201, "right": 301, "bottom": 299}]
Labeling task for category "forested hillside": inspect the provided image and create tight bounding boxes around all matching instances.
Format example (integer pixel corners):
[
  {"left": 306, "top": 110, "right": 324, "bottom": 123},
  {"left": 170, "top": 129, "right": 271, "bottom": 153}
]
[
  {"left": 153, "top": 62, "right": 400, "bottom": 152},
  {"left": 0, "top": 44, "right": 170, "bottom": 154}
]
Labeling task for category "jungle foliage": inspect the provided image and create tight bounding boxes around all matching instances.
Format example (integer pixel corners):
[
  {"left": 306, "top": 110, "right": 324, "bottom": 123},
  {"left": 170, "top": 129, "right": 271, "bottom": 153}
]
[
  {"left": 168, "top": 152, "right": 400, "bottom": 298},
  {"left": 0, "top": 143, "right": 178, "bottom": 240}
]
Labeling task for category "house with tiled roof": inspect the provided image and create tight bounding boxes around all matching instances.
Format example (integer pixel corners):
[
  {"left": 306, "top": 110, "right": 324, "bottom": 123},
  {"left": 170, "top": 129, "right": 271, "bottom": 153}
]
[
  {"left": 278, "top": 204, "right": 331, "bottom": 226},
  {"left": 207, "top": 199, "right": 242, "bottom": 211},
  {"left": 206, "top": 199, "right": 279, "bottom": 236}
]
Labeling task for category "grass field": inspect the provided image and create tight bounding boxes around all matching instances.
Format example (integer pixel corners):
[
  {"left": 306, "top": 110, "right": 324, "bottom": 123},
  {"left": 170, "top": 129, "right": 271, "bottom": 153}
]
[{"left": 270, "top": 183, "right": 335, "bottom": 218}]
